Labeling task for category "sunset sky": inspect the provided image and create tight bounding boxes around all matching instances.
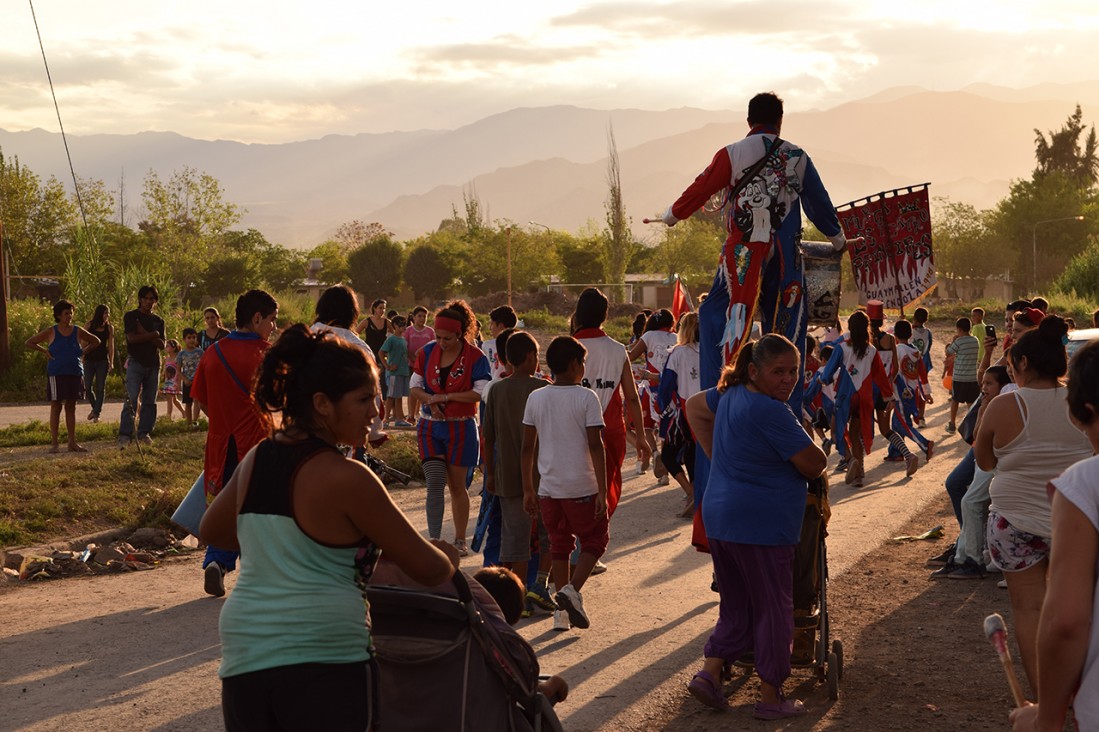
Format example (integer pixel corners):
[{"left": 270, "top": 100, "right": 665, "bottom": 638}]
[{"left": 3, "top": 0, "right": 1097, "bottom": 143}]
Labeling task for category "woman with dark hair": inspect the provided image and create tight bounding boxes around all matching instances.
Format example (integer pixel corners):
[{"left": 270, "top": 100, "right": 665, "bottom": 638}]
[
  {"left": 357, "top": 298, "right": 391, "bottom": 401},
  {"left": 409, "top": 300, "right": 492, "bottom": 556},
  {"left": 656, "top": 312, "right": 701, "bottom": 517},
  {"left": 1010, "top": 339, "right": 1099, "bottom": 731},
  {"left": 201, "top": 325, "right": 454, "bottom": 731},
  {"left": 312, "top": 285, "right": 386, "bottom": 446},
  {"left": 25, "top": 300, "right": 101, "bottom": 453},
  {"left": 83, "top": 303, "right": 115, "bottom": 422},
  {"left": 684, "top": 334, "right": 826, "bottom": 719},
  {"left": 976, "top": 314, "right": 1092, "bottom": 694},
  {"left": 201, "top": 307, "right": 231, "bottom": 351},
  {"left": 628, "top": 309, "right": 676, "bottom": 481},
  {"left": 818, "top": 310, "right": 896, "bottom": 487},
  {"left": 571, "top": 288, "right": 650, "bottom": 519}
]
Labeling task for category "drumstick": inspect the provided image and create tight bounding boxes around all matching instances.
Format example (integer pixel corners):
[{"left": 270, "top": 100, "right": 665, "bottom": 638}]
[{"left": 983, "top": 613, "right": 1026, "bottom": 707}]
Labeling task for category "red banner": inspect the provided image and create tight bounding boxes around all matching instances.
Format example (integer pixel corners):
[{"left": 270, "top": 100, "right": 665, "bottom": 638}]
[
  {"left": 671, "top": 277, "right": 694, "bottom": 321},
  {"left": 837, "top": 186, "right": 935, "bottom": 309}
]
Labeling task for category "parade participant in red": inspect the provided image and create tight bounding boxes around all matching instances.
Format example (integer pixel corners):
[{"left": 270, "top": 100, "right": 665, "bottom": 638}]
[
  {"left": 192, "top": 289, "right": 279, "bottom": 597},
  {"left": 409, "top": 301, "right": 492, "bottom": 556},
  {"left": 818, "top": 310, "right": 897, "bottom": 487},
  {"left": 570, "top": 288, "right": 650, "bottom": 517}
]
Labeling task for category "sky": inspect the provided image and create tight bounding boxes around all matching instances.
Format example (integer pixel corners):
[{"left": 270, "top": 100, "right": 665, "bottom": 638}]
[{"left": 3, "top": 0, "right": 1099, "bottom": 144}]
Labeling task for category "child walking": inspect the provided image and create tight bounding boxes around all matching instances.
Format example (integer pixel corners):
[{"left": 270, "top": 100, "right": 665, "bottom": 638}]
[
  {"left": 160, "top": 339, "right": 183, "bottom": 420},
  {"left": 522, "top": 336, "right": 608, "bottom": 632},
  {"left": 379, "top": 316, "right": 413, "bottom": 428},
  {"left": 177, "top": 328, "right": 203, "bottom": 426}
]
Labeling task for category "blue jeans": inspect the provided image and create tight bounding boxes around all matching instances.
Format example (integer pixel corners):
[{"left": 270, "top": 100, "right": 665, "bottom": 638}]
[
  {"left": 944, "top": 449, "right": 976, "bottom": 529},
  {"left": 119, "top": 360, "right": 159, "bottom": 438},
  {"left": 86, "top": 359, "right": 109, "bottom": 416}
]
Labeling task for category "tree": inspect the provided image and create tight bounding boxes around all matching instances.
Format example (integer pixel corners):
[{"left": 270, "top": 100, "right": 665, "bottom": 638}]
[
  {"left": 1034, "top": 105, "right": 1099, "bottom": 188},
  {"left": 648, "top": 215, "right": 724, "bottom": 289},
  {"left": 306, "top": 241, "right": 351, "bottom": 284},
  {"left": 334, "top": 220, "right": 389, "bottom": 250},
  {"left": 931, "top": 198, "right": 1002, "bottom": 280},
  {"left": 1054, "top": 235, "right": 1099, "bottom": 300},
  {"left": 603, "top": 126, "right": 631, "bottom": 301},
  {"left": 403, "top": 243, "right": 455, "bottom": 301},
  {"left": 348, "top": 235, "right": 404, "bottom": 300},
  {"left": 139, "top": 166, "right": 243, "bottom": 291},
  {"left": 0, "top": 149, "right": 77, "bottom": 277},
  {"left": 556, "top": 234, "right": 606, "bottom": 284}
]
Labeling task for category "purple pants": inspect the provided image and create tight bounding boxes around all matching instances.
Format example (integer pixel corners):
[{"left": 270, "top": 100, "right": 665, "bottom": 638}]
[{"left": 705, "top": 539, "right": 795, "bottom": 689}]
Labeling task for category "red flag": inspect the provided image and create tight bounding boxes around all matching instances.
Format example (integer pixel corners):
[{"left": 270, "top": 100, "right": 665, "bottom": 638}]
[
  {"left": 837, "top": 186, "right": 936, "bottom": 309},
  {"left": 671, "top": 276, "right": 694, "bottom": 321}
]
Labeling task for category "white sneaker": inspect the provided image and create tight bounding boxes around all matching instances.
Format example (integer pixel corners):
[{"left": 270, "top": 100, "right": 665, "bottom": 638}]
[
  {"left": 657, "top": 474, "right": 670, "bottom": 486},
  {"left": 555, "top": 584, "right": 590, "bottom": 629},
  {"left": 635, "top": 463, "right": 645, "bottom": 476},
  {"left": 552, "top": 609, "right": 571, "bottom": 632}
]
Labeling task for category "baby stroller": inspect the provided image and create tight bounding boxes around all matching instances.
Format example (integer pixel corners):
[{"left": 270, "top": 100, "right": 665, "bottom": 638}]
[
  {"left": 734, "top": 475, "right": 844, "bottom": 700},
  {"left": 365, "top": 570, "right": 564, "bottom": 731}
]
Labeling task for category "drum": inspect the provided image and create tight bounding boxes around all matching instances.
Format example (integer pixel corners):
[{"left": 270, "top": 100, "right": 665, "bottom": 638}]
[{"left": 802, "top": 242, "right": 843, "bottom": 327}]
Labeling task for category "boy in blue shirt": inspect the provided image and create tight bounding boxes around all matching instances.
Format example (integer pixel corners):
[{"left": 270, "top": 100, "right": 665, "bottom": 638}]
[{"left": 379, "top": 316, "right": 413, "bottom": 428}]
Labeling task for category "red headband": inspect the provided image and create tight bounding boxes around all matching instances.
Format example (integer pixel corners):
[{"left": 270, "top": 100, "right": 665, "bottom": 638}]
[{"left": 434, "top": 314, "right": 463, "bottom": 334}]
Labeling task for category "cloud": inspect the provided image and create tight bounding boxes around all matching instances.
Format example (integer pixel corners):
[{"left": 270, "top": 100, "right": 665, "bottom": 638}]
[
  {"left": 412, "top": 36, "right": 608, "bottom": 70},
  {"left": 552, "top": 0, "right": 853, "bottom": 38}
]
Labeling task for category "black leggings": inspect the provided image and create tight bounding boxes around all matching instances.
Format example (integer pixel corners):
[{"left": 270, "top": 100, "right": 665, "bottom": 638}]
[
  {"left": 661, "top": 432, "right": 696, "bottom": 480},
  {"left": 222, "top": 660, "right": 376, "bottom": 731}
]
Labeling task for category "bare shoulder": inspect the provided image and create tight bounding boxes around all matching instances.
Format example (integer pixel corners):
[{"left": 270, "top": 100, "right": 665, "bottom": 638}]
[{"left": 299, "top": 450, "right": 387, "bottom": 498}]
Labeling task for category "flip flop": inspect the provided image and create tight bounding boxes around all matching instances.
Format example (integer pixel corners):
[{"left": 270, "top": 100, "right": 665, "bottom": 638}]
[
  {"left": 687, "top": 670, "right": 728, "bottom": 711},
  {"left": 754, "top": 698, "right": 807, "bottom": 720}
]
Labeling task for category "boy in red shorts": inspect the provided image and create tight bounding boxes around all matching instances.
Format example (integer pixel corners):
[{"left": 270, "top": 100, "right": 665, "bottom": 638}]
[{"left": 521, "top": 336, "right": 608, "bottom": 632}]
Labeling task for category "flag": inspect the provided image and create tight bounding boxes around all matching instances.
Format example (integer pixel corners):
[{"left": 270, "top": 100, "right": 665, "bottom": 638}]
[
  {"left": 837, "top": 185, "right": 936, "bottom": 309},
  {"left": 671, "top": 275, "right": 694, "bottom": 321}
]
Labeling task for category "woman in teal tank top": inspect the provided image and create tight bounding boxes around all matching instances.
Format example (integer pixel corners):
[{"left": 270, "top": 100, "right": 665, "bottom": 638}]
[{"left": 201, "top": 325, "right": 455, "bottom": 732}]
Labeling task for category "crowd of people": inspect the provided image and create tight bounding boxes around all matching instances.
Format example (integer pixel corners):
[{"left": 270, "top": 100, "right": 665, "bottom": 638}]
[{"left": 19, "top": 89, "right": 1099, "bottom": 730}]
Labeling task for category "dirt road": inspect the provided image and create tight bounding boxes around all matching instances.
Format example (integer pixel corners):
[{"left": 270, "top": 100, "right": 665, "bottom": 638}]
[{"left": 0, "top": 406, "right": 969, "bottom": 732}]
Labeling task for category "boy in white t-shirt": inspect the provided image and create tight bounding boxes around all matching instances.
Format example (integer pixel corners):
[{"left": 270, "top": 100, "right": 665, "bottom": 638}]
[{"left": 522, "top": 336, "right": 608, "bottom": 632}]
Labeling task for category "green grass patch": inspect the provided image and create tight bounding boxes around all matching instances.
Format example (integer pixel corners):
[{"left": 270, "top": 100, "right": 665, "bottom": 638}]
[
  {"left": 0, "top": 417, "right": 209, "bottom": 448},
  {"left": 0, "top": 427, "right": 426, "bottom": 548}
]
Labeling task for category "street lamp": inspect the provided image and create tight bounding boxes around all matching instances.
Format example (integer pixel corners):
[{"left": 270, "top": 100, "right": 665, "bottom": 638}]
[
  {"left": 528, "top": 220, "right": 551, "bottom": 232},
  {"left": 1032, "top": 215, "right": 1085, "bottom": 288}
]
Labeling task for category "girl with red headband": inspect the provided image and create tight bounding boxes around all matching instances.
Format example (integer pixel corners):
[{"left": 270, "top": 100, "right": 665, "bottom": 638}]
[{"left": 409, "top": 300, "right": 492, "bottom": 556}]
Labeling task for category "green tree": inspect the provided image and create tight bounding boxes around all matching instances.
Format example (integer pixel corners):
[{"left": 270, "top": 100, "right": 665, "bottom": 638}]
[
  {"left": 404, "top": 243, "right": 455, "bottom": 301},
  {"left": 649, "top": 215, "right": 724, "bottom": 289},
  {"left": 334, "top": 220, "right": 389, "bottom": 250},
  {"left": 306, "top": 241, "right": 351, "bottom": 284},
  {"left": 555, "top": 232, "right": 606, "bottom": 284},
  {"left": 931, "top": 198, "right": 1002, "bottom": 280},
  {"left": 0, "top": 149, "right": 77, "bottom": 277},
  {"left": 348, "top": 235, "right": 404, "bottom": 299},
  {"left": 139, "top": 166, "right": 243, "bottom": 291},
  {"left": 1034, "top": 105, "right": 1099, "bottom": 188},
  {"left": 1054, "top": 235, "right": 1099, "bottom": 300}
]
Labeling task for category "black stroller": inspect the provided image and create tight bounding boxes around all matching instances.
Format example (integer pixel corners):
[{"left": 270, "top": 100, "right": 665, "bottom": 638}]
[
  {"left": 734, "top": 475, "right": 844, "bottom": 700},
  {"left": 366, "top": 570, "right": 564, "bottom": 731}
]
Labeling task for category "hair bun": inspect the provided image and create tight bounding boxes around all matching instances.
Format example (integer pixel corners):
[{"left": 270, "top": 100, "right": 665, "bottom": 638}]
[{"left": 1036, "top": 314, "right": 1068, "bottom": 342}]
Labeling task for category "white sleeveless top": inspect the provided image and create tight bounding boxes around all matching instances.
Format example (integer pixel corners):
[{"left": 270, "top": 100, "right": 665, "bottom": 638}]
[
  {"left": 578, "top": 334, "right": 627, "bottom": 415},
  {"left": 989, "top": 387, "right": 1093, "bottom": 537}
]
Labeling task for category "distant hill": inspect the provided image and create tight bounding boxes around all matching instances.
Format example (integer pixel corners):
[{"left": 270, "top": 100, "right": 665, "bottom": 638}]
[{"left": 1, "top": 86, "right": 1096, "bottom": 246}]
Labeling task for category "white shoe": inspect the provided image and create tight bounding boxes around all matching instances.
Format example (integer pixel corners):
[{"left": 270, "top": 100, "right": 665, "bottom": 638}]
[
  {"left": 997, "top": 579, "right": 1008, "bottom": 589},
  {"left": 635, "top": 463, "right": 645, "bottom": 476},
  {"left": 552, "top": 609, "right": 571, "bottom": 632},
  {"left": 555, "top": 584, "right": 590, "bottom": 629},
  {"left": 657, "top": 474, "right": 670, "bottom": 486},
  {"left": 590, "top": 560, "right": 608, "bottom": 575}
]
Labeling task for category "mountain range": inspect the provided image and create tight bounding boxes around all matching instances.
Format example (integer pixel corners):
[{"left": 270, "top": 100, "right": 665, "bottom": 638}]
[{"left": 2, "top": 82, "right": 1097, "bottom": 248}]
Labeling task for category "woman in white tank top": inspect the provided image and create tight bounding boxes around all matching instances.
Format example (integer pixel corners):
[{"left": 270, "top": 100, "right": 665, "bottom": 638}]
[{"left": 975, "top": 314, "right": 1091, "bottom": 694}]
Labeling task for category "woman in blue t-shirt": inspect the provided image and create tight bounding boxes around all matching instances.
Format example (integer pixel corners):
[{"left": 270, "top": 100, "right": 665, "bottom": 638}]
[{"left": 685, "top": 334, "right": 827, "bottom": 721}]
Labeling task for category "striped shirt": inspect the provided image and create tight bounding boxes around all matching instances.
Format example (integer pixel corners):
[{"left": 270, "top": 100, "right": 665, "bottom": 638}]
[{"left": 947, "top": 334, "right": 980, "bottom": 382}]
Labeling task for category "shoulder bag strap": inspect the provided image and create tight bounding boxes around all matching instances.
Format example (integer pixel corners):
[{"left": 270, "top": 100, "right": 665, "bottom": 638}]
[{"left": 212, "top": 342, "right": 251, "bottom": 395}]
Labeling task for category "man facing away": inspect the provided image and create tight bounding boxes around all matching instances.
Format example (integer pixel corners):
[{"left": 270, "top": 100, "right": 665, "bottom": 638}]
[
  {"left": 119, "top": 285, "right": 165, "bottom": 447},
  {"left": 658, "top": 91, "right": 847, "bottom": 411}
]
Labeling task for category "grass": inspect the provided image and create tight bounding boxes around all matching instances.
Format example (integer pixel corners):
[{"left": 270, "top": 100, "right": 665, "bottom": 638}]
[
  {"left": 0, "top": 424, "right": 426, "bottom": 548},
  {"left": 0, "top": 416, "right": 208, "bottom": 448}
]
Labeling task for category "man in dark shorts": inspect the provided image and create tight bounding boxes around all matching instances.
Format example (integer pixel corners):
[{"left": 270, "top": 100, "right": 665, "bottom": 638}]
[
  {"left": 119, "top": 286, "right": 165, "bottom": 447},
  {"left": 945, "top": 317, "right": 980, "bottom": 434}
]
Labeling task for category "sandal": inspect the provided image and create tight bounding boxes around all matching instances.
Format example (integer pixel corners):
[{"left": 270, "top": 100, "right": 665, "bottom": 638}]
[
  {"left": 453, "top": 539, "right": 469, "bottom": 557},
  {"left": 677, "top": 497, "right": 695, "bottom": 519},
  {"left": 687, "top": 670, "right": 728, "bottom": 711},
  {"left": 754, "top": 698, "right": 807, "bottom": 720}
]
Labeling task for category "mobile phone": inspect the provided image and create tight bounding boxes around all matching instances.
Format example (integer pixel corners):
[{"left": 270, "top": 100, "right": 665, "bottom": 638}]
[{"left": 987, "top": 325, "right": 997, "bottom": 340}]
